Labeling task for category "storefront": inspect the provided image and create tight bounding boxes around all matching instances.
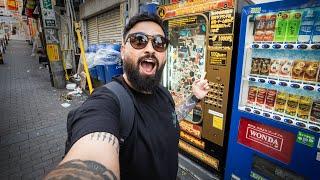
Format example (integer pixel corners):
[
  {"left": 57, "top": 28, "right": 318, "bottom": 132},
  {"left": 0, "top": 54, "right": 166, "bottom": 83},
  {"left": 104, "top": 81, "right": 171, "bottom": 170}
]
[{"left": 84, "top": 5, "right": 124, "bottom": 45}]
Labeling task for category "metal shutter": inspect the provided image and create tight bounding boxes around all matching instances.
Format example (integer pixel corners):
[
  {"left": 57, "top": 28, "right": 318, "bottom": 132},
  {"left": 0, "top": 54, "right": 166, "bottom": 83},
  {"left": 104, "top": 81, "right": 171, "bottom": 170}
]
[
  {"left": 97, "top": 7, "right": 122, "bottom": 44},
  {"left": 87, "top": 17, "right": 98, "bottom": 45}
]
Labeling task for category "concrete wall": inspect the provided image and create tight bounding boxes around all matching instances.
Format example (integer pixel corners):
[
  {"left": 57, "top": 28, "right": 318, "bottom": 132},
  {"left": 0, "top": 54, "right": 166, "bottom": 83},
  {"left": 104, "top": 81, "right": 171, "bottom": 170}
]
[{"left": 79, "top": 0, "right": 125, "bottom": 19}]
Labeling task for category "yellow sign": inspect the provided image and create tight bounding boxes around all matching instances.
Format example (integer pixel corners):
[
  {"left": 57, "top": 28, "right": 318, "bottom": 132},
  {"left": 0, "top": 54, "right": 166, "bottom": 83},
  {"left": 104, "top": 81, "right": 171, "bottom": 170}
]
[
  {"left": 46, "top": 44, "right": 60, "bottom": 61},
  {"left": 158, "top": 0, "right": 234, "bottom": 19},
  {"left": 180, "top": 131, "right": 205, "bottom": 149},
  {"left": 213, "top": 115, "right": 223, "bottom": 130},
  {"left": 179, "top": 140, "right": 219, "bottom": 170}
]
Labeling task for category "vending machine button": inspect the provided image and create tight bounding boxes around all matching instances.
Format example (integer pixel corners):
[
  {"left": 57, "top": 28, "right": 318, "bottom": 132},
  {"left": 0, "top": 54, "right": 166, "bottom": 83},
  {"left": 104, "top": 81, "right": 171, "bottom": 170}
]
[
  {"left": 268, "top": 80, "right": 276, "bottom": 85},
  {"left": 309, "top": 126, "right": 320, "bottom": 132},
  {"left": 284, "top": 119, "right": 293, "bottom": 124},
  {"left": 258, "top": 79, "right": 266, "bottom": 83},
  {"left": 249, "top": 77, "right": 256, "bottom": 82},
  {"left": 252, "top": 44, "right": 260, "bottom": 48},
  {"left": 262, "top": 44, "right": 270, "bottom": 49},
  {"left": 245, "top": 107, "right": 252, "bottom": 112},
  {"left": 272, "top": 44, "right": 281, "bottom": 49},
  {"left": 273, "top": 115, "right": 281, "bottom": 121},
  {"left": 279, "top": 82, "right": 288, "bottom": 87},
  {"left": 303, "top": 85, "right": 314, "bottom": 91},
  {"left": 311, "top": 44, "right": 320, "bottom": 50},
  {"left": 253, "top": 110, "right": 260, "bottom": 115},
  {"left": 290, "top": 84, "right": 300, "bottom": 89},
  {"left": 296, "top": 122, "right": 306, "bottom": 128},
  {"left": 297, "top": 44, "right": 308, "bottom": 49},
  {"left": 284, "top": 44, "right": 294, "bottom": 49},
  {"left": 263, "top": 113, "right": 270, "bottom": 118}
]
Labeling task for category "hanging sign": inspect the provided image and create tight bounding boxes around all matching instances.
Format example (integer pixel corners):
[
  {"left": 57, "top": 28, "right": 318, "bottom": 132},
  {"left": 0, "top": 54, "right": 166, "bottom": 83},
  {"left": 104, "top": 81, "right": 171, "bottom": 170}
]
[
  {"left": 46, "top": 44, "right": 60, "bottom": 61},
  {"left": 40, "top": 0, "right": 56, "bottom": 28},
  {"left": 158, "top": 0, "right": 234, "bottom": 19},
  {"left": 7, "top": 0, "right": 18, "bottom": 11}
]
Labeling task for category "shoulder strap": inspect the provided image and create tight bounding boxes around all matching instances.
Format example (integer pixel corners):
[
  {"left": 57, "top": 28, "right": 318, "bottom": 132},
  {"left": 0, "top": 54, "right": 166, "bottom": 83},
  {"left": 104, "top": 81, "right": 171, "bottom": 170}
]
[{"left": 104, "top": 81, "right": 135, "bottom": 144}]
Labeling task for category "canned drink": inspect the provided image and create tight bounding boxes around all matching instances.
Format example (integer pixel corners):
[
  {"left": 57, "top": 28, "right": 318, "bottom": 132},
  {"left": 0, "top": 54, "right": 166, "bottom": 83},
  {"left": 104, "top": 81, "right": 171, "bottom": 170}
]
[
  {"left": 285, "top": 94, "right": 300, "bottom": 116},
  {"left": 310, "top": 100, "right": 320, "bottom": 123},
  {"left": 251, "top": 58, "right": 261, "bottom": 75},
  {"left": 256, "top": 88, "right": 267, "bottom": 107},
  {"left": 247, "top": 86, "right": 258, "bottom": 105},
  {"left": 260, "top": 58, "right": 271, "bottom": 76},
  {"left": 297, "top": 96, "right": 313, "bottom": 119},
  {"left": 270, "top": 59, "right": 281, "bottom": 77},
  {"left": 292, "top": 60, "right": 306, "bottom": 80},
  {"left": 303, "top": 61, "right": 319, "bottom": 82},
  {"left": 274, "top": 92, "right": 288, "bottom": 113},
  {"left": 265, "top": 89, "right": 277, "bottom": 110},
  {"left": 254, "top": 14, "right": 267, "bottom": 41},
  {"left": 264, "top": 13, "right": 277, "bottom": 41}
]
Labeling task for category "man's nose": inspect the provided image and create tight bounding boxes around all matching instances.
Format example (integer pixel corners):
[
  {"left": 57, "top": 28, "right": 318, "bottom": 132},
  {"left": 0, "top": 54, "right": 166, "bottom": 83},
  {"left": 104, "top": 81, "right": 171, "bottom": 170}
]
[{"left": 144, "top": 40, "right": 155, "bottom": 53}]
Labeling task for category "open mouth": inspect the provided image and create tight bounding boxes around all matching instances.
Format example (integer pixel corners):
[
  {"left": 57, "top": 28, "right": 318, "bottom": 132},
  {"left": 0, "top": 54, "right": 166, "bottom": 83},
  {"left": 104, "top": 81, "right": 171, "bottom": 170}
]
[{"left": 140, "top": 58, "right": 157, "bottom": 75}]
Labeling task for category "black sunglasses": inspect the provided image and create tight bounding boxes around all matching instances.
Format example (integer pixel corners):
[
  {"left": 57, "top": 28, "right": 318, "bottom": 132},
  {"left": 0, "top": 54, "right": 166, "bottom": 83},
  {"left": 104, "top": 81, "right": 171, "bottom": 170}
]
[{"left": 125, "top": 32, "right": 169, "bottom": 52}]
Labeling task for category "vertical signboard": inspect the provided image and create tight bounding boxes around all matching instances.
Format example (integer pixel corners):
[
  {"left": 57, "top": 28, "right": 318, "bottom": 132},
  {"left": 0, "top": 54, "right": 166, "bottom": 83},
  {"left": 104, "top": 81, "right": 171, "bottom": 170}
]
[{"left": 40, "top": 0, "right": 56, "bottom": 28}]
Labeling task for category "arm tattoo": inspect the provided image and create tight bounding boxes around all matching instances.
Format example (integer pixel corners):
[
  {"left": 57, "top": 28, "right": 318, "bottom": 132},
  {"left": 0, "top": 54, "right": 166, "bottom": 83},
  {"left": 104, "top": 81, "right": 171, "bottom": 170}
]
[
  {"left": 90, "top": 132, "right": 119, "bottom": 154},
  {"left": 44, "top": 159, "right": 118, "bottom": 180},
  {"left": 176, "top": 95, "right": 199, "bottom": 121}
]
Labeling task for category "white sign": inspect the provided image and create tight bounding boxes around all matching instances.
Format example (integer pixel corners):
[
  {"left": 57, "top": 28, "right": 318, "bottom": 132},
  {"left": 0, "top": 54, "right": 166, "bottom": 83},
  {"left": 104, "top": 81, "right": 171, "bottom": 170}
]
[
  {"left": 45, "top": 29, "right": 59, "bottom": 43},
  {"left": 40, "top": 0, "right": 56, "bottom": 28}
]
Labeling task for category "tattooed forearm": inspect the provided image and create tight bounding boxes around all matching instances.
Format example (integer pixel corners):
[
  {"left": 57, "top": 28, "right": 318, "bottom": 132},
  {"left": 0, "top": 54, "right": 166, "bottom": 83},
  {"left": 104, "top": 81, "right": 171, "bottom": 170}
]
[
  {"left": 90, "top": 132, "right": 119, "bottom": 154},
  {"left": 44, "top": 159, "right": 118, "bottom": 180},
  {"left": 176, "top": 95, "right": 199, "bottom": 121}
]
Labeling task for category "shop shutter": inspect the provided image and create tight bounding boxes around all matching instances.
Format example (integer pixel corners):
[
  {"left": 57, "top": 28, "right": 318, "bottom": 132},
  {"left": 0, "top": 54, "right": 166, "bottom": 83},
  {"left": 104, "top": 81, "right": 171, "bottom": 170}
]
[
  {"left": 97, "top": 7, "right": 122, "bottom": 44},
  {"left": 87, "top": 17, "right": 98, "bottom": 45}
]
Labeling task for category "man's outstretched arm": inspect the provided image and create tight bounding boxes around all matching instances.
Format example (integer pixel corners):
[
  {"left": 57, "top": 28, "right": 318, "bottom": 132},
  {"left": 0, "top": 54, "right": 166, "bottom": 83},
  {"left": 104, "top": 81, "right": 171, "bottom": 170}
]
[
  {"left": 176, "top": 79, "right": 210, "bottom": 121},
  {"left": 44, "top": 132, "right": 120, "bottom": 180}
]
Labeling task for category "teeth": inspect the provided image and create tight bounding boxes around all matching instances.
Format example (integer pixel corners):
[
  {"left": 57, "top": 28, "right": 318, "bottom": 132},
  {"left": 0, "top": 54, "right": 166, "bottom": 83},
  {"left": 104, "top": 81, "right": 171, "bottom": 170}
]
[{"left": 144, "top": 59, "right": 155, "bottom": 63}]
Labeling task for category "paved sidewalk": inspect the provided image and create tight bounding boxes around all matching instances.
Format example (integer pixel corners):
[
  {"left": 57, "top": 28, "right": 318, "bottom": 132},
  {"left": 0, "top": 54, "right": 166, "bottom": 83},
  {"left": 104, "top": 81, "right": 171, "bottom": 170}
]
[{"left": 0, "top": 40, "right": 85, "bottom": 180}]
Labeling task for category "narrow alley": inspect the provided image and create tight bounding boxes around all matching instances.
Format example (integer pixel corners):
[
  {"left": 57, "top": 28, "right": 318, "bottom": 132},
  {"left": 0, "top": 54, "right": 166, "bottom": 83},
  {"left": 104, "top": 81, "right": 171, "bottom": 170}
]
[{"left": 0, "top": 40, "right": 84, "bottom": 179}]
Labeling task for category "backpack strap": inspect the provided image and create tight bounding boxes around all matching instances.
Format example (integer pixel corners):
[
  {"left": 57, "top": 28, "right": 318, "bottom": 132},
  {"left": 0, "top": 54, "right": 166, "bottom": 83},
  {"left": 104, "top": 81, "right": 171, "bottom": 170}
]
[{"left": 104, "top": 81, "right": 135, "bottom": 144}]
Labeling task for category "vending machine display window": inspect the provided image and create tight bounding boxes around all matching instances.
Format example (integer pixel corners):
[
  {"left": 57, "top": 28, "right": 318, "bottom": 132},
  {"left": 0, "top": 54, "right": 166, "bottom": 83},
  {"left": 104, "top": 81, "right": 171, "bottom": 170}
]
[
  {"left": 238, "top": 7, "right": 320, "bottom": 132},
  {"left": 164, "top": 15, "right": 207, "bottom": 124}
]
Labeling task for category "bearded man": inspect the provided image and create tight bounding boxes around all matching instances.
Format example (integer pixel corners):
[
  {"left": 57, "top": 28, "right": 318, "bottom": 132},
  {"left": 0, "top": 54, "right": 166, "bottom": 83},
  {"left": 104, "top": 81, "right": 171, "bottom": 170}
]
[{"left": 45, "top": 13, "right": 209, "bottom": 180}]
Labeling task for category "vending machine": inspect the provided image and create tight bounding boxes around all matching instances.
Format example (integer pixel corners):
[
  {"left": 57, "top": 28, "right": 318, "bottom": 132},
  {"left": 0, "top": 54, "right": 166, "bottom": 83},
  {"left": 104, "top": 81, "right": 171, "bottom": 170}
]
[
  {"left": 225, "top": 0, "right": 320, "bottom": 179},
  {"left": 158, "top": 0, "right": 236, "bottom": 177}
]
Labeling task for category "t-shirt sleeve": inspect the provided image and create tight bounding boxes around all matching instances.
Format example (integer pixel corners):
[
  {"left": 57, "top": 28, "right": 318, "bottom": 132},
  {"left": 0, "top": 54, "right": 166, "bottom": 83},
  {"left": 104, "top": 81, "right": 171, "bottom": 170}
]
[{"left": 69, "top": 86, "right": 121, "bottom": 147}]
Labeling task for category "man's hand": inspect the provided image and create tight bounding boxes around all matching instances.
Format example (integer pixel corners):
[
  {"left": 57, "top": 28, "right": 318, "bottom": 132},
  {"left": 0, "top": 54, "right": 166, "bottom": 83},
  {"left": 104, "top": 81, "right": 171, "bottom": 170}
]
[{"left": 192, "top": 79, "right": 210, "bottom": 100}]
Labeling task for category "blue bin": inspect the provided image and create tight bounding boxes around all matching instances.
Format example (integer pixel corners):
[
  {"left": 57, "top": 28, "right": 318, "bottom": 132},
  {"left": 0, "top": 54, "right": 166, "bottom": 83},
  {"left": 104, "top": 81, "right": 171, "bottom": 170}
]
[
  {"left": 107, "top": 44, "right": 121, "bottom": 52},
  {"left": 96, "top": 65, "right": 106, "bottom": 84},
  {"left": 104, "top": 64, "right": 123, "bottom": 83},
  {"left": 89, "top": 67, "right": 98, "bottom": 79}
]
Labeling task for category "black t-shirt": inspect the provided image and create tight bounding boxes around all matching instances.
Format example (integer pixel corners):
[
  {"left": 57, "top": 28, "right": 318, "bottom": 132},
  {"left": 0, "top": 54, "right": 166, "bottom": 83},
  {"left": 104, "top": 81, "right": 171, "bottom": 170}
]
[{"left": 68, "top": 77, "right": 179, "bottom": 180}]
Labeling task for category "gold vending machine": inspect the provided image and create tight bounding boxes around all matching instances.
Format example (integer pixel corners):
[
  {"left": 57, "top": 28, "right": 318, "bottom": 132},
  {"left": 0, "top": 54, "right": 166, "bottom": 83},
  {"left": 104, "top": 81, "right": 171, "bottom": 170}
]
[{"left": 158, "top": 0, "right": 236, "bottom": 177}]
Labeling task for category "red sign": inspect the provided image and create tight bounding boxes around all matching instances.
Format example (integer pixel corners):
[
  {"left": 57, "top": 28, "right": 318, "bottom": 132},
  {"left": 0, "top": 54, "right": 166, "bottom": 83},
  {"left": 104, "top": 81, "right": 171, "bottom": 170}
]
[{"left": 237, "top": 118, "right": 295, "bottom": 164}]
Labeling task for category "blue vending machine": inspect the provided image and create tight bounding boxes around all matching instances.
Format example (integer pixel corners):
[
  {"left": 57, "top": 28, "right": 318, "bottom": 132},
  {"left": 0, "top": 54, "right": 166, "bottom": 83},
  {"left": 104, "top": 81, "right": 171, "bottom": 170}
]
[{"left": 225, "top": 0, "right": 320, "bottom": 179}]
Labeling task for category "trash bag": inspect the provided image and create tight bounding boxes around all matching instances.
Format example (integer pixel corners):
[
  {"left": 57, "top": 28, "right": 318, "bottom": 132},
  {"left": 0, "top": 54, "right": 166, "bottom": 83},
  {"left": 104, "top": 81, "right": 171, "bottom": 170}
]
[{"left": 93, "top": 48, "right": 121, "bottom": 66}]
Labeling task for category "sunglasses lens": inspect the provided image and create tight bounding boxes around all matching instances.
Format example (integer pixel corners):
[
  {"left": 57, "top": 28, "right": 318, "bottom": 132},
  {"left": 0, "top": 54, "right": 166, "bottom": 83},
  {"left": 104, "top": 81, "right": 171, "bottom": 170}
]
[
  {"left": 130, "top": 34, "right": 148, "bottom": 49},
  {"left": 153, "top": 36, "right": 168, "bottom": 52}
]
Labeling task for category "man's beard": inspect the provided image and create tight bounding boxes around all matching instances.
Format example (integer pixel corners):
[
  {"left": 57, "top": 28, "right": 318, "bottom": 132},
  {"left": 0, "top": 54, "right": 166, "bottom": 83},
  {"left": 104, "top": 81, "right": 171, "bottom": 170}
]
[{"left": 123, "top": 54, "right": 164, "bottom": 92}]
